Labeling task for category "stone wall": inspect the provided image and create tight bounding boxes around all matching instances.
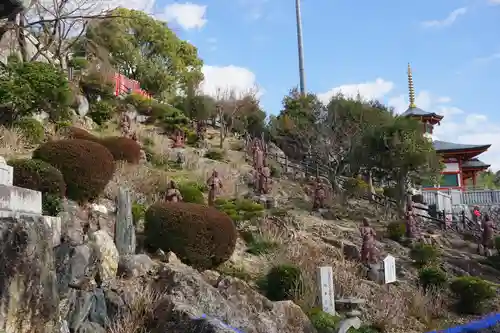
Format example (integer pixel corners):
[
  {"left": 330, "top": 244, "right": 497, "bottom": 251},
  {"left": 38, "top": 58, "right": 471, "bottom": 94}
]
[{"left": 0, "top": 156, "right": 62, "bottom": 333}]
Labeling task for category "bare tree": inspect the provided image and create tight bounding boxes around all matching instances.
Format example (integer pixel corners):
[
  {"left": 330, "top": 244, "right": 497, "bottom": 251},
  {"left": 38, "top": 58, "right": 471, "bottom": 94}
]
[
  {"left": 215, "top": 87, "right": 258, "bottom": 149},
  {"left": 0, "top": 0, "right": 115, "bottom": 65}
]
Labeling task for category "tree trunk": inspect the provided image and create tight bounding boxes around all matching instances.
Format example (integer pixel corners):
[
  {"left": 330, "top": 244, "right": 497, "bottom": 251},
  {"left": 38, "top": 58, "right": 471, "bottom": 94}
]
[
  {"left": 367, "top": 170, "right": 375, "bottom": 200},
  {"left": 17, "top": 14, "right": 28, "bottom": 62},
  {"left": 114, "top": 187, "right": 136, "bottom": 256},
  {"left": 218, "top": 108, "right": 224, "bottom": 149},
  {"left": 397, "top": 171, "right": 407, "bottom": 216}
]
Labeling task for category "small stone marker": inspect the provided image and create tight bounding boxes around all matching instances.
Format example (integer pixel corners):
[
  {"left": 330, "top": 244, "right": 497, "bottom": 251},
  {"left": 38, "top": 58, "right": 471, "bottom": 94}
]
[
  {"left": 114, "top": 187, "right": 136, "bottom": 255},
  {"left": 383, "top": 254, "right": 397, "bottom": 284},
  {"left": 317, "top": 266, "right": 335, "bottom": 315}
]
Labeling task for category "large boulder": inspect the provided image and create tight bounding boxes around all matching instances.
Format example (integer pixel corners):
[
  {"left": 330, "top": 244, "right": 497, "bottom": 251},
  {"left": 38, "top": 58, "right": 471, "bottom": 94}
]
[
  {"left": 148, "top": 261, "right": 315, "bottom": 333},
  {"left": 0, "top": 216, "right": 58, "bottom": 333},
  {"left": 89, "top": 230, "right": 119, "bottom": 284}
]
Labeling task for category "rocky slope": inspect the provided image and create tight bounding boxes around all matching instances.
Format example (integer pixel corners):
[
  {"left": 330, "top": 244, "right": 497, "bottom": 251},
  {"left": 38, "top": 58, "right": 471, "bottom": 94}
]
[{"left": 1, "top": 119, "right": 500, "bottom": 333}]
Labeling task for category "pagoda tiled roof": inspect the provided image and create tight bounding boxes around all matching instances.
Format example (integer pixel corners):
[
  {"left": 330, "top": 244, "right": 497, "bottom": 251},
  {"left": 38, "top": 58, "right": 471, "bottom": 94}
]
[
  {"left": 461, "top": 158, "right": 490, "bottom": 169},
  {"left": 433, "top": 140, "right": 491, "bottom": 152},
  {"left": 402, "top": 106, "right": 443, "bottom": 119}
]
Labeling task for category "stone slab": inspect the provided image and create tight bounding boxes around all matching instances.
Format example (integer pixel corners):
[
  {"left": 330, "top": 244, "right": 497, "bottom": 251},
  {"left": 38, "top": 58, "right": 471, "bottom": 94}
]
[
  {"left": 0, "top": 163, "right": 13, "bottom": 186},
  {"left": 0, "top": 184, "right": 42, "bottom": 214}
]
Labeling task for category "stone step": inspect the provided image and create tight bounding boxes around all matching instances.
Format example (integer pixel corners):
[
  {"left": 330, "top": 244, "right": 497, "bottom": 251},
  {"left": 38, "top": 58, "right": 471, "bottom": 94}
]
[{"left": 0, "top": 184, "right": 42, "bottom": 214}]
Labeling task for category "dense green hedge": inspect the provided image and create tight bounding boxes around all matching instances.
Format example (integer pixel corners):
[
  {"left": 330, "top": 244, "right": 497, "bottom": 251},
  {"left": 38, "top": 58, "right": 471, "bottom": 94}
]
[
  {"left": 32, "top": 139, "right": 115, "bottom": 203},
  {"left": 144, "top": 202, "right": 237, "bottom": 269}
]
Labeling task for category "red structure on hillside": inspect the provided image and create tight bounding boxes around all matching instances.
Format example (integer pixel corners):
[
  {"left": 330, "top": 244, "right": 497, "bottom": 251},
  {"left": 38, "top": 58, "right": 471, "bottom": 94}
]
[
  {"left": 113, "top": 73, "right": 152, "bottom": 99},
  {"left": 403, "top": 64, "right": 491, "bottom": 190}
]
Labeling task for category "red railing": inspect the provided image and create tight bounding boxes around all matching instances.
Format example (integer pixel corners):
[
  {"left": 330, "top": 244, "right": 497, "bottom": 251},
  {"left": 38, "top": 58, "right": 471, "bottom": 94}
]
[{"left": 113, "top": 73, "right": 152, "bottom": 99}]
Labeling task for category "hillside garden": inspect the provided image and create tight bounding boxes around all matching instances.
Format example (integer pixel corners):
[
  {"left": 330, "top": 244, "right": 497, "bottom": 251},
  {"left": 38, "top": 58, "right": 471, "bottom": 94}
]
[{"left": 1, "top": 5, "right": 499, "bottom": 333}]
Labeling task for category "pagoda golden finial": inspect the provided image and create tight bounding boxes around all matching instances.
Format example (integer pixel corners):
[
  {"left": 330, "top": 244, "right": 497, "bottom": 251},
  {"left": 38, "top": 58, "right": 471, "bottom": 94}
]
[{"left": 407, "top": 63, "right": 416, "bottom": 108}]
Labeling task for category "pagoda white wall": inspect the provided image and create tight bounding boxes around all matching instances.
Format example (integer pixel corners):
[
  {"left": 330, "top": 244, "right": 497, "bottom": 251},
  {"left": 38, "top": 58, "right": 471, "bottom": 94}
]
[{"left": 444, "top": 162, "right": 460, "bottom": 173}]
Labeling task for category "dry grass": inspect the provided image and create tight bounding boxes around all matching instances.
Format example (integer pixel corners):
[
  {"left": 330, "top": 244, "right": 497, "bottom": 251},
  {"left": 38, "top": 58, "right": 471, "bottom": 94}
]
[
  {"left": 266, "top": 232, "right": 446, "bottom": 333},
  {"left": 103, "top": 127, "right": 251, "bottom": 204},
  {"left": 0, "top": 126, "right": 32, "bottom": 159},
  {"left": 108, "top": 282, "right": 162, "bottom": 333}
]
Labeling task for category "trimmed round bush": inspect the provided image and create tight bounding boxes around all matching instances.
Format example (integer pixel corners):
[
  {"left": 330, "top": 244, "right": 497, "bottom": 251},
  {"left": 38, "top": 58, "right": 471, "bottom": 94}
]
[
  {"left": 450, "top": 276, "right": 495, "bottom": 314},
  {"left": 62, "top": 126, "right": 98, "bottom": 141},
  {"left": 387, "top": 221, "right": 405, "bottom": 241},
  {"left": 8, "top": 158, "right": 65, "bottom": 197},
  {"left": 204, "top": 149, "right": 225, "bottom": 161},
  {"left": 13, "top": 118, "right": 45, "bottom": 143},
  {"left": 32, "top": 139, "right": 115, "bottom": 203},
  {"left": 178, "top": 183, "right": 205, "bottom": 204},
  {"left": 42, "top": 193, "right": 64, "bottom": 216},
  {"left": 307, "top": 308, "right": 341, "bottom": 333},
  {"left": 88, "top": 100, "right": 115, "bottom": 125},
  {"left": 410, "top": 243, "right": 440, "bottom": 267},
  {"left": 99, "top": 136, "right": 142, "bottom": 164},
  {"left": 144, "top": 202, "right": 237, "bottom": 269},
  {"left": 418, "top": 267, "right": 447, "bottom": 292},
  {"left": 494, "top": 236, "right": 500, "bottom": 253},
  {"left": 344, "top": 177, "right": 369, "bottom": 198},
  {"left": 262, "top": 264, "right": 304, "bottom": 301}
]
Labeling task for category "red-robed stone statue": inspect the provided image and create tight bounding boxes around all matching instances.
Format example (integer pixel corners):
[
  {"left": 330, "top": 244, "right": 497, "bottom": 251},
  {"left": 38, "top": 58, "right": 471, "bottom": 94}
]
[
  {"left": 258, "top": 162, "right": 272, "bottom": 194},
  {"left": 252, "top": 145, "right": 264, "bottom": 171},
  {"left": 405, "top": 197, "right": 417, "bottom": 239},
  {"left": 207, "top": 170, "right": 223, "bottom": 206},
  {"left": 312, "top": 177, "right": 328, "bottom": 211},
  {"left": 480, "top": 214, "right": 495, "bottom": 257},
  {"left": 165, "top": 180, "right": 183, "bottom": 202},
  {"left": 172, "top": 130, "right": 185, "bottom": 148},
  {"left": 360, "top": 218, "right": 377, "bottom": 264},
  {"left": 120, "top": 114, "right": 131, "bottom": 137}
]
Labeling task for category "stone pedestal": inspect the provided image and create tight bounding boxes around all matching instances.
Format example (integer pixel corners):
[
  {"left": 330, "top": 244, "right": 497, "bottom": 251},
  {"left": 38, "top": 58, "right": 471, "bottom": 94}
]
[{"left": 0, "top": 157, "right": 61, "bottom": 247}]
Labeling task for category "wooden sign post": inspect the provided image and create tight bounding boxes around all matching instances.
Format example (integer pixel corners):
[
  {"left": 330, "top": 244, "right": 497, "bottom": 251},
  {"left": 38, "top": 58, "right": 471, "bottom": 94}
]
[{"left": 317, "top": 266, "right": 336, "bottom": 315}]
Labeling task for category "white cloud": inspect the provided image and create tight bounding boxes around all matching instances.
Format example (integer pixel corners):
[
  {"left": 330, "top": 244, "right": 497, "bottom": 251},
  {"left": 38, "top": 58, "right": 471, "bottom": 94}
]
[
  {"left": 436, "top": 96, "right": 451, "bottom": 103},
  {"left": 421, "top": 7, "right": 467, "bottom": 28},
  {"left": 393, "top": 96, "right": 499, "bottom": 170},
  {"left": 488, "top": 0, "right": 500, "bottom": 5},
  {"left": 474, "top": 52, "right": 500, "bottom": 63},
  {"left": 238, "top": 0, "right": 269, "bottom": 20},
  {"left": 388, "top": 91, "right": 454, "bottom": 114},
  {"left": 206, "top": 37, "right": 217, "bottom": 51},
  {"left": 200, "top": 65, "right": 262, "bottom": 97},
  {"left": 321, "top": 77, "right": 498, "bottom": 169},
  {"left": 318, "top": 78, "right": 394, "bottom": 104},
  {"left": 161, "top": 2, "right": 207, "bottom": 30}
]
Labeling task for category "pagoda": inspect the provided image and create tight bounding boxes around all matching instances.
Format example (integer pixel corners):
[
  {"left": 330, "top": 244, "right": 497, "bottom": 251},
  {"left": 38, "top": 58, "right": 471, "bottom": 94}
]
[{"left": 402, "top": 63, "right": 491, "bottom": 190}]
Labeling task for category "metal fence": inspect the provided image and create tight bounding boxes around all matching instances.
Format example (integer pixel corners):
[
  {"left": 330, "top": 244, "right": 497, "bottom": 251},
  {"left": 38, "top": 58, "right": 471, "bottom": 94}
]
[{"left": 423, "top": 189, "right": 500, "bottom": 206}]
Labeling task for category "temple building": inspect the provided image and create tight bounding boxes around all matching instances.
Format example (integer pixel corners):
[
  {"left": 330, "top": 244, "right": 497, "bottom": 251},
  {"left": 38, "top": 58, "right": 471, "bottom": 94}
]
[{"left": 402, "top": 64, "right": 491, "bottom": 190}]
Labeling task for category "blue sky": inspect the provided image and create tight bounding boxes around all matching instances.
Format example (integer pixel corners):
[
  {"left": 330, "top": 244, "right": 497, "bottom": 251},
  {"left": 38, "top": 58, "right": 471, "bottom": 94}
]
[{"left": 130, "top": 0, "right": 500, "bottom": 168}]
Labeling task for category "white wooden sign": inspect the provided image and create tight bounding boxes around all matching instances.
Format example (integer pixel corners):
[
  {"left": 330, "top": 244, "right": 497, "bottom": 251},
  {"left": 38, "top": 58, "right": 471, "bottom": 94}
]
[
  {"left": 317, "top": 266, "right": 335, "bottom": 315},
  {"left": 383, "top": 255, "right": 396, "bottom": 284}
]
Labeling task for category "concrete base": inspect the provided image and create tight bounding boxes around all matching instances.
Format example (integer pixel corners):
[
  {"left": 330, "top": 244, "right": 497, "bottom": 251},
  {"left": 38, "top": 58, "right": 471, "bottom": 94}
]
[
  {"left": 0, "top": 210, "right": 61, "bottom": 247},
  {"left": 0, "top": 184, "right": 42, "bottom": 215}
]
